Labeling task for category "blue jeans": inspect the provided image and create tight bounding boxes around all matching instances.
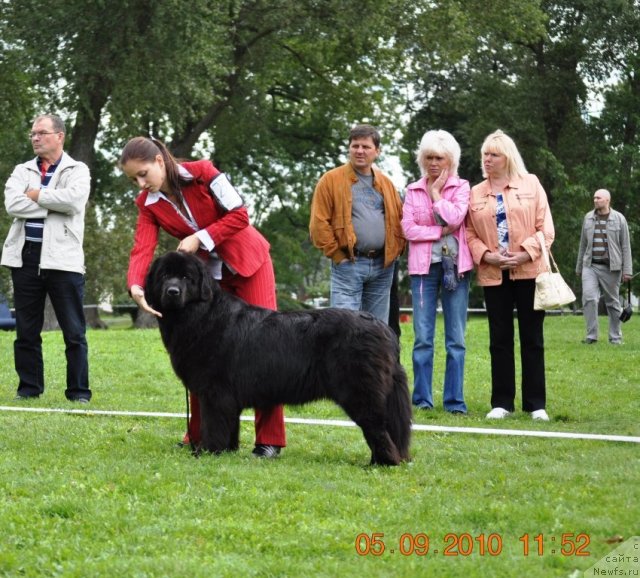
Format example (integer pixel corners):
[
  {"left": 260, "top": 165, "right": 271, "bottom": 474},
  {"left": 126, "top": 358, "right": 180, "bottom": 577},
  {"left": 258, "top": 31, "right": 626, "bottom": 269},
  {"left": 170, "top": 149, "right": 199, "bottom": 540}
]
[
  {"left": 11, "top": 242, "right": 90, "bottom": 400},
  {"left": 330, "top": 256, "right": 395, "bottom": 322},
  {"left": 410, "top": 264, "right": 469, "bottom": 412}
]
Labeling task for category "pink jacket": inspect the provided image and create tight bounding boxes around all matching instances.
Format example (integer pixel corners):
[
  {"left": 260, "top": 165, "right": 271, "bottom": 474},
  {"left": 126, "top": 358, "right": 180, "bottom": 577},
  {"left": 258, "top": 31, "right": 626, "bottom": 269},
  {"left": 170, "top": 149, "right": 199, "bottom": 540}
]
[
  {"left": 402, "top": 175, "right": 473, "bottom": 275},
  {"left": 465, "top": 174, "right": 555, "bottom": 286}
]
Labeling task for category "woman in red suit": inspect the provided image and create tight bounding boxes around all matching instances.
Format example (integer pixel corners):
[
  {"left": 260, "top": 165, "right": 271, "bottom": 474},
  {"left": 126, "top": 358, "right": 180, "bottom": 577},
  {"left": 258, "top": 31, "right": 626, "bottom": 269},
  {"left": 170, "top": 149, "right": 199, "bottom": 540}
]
[{"left": 120, "top": 136, "right": 286, "bottom": 458}]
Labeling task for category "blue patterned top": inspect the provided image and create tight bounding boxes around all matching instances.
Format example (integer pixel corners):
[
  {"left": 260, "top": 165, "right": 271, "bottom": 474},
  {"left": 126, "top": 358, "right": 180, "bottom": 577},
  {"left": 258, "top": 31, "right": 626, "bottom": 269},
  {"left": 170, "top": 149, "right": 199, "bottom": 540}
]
[{"left": 496, "top": 193, "right": 509, "bottom": 250}]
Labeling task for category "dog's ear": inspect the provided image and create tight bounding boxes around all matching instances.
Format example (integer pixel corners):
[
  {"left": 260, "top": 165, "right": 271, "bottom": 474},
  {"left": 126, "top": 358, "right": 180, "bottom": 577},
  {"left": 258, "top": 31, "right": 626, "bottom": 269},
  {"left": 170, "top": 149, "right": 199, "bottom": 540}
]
[
  {"left": 144, "top": 258, "right": 160, "bottom": 308},
  {"left": 197, "top": 259, "right": 214, "bottom": 301}
]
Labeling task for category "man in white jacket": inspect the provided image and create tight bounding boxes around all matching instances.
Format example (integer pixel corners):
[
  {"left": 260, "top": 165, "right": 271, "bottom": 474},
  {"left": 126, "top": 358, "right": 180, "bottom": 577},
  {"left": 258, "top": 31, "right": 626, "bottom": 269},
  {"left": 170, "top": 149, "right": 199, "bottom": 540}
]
[{"left": 2, "top": 114, "right": 91, "bottom": 401}]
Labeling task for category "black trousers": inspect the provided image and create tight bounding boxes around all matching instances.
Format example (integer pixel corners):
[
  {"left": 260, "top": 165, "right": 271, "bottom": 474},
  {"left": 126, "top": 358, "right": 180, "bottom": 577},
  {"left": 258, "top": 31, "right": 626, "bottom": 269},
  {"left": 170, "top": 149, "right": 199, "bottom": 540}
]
[
  {"left": 388, "top": 261, "right": 401, "bottom": 339},
  {"left": 11, "top": 242, "right": 90, "bottom": 400},
  {"left": 483, "top": 272, "right": 546, "bottom": 412}
]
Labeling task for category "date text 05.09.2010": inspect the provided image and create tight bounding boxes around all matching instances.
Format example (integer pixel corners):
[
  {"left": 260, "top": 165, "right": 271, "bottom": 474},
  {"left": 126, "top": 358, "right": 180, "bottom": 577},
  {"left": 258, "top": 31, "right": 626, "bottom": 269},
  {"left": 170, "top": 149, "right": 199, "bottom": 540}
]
[{"left": 354, "top": 532, "right": 591, "bottom": 557}]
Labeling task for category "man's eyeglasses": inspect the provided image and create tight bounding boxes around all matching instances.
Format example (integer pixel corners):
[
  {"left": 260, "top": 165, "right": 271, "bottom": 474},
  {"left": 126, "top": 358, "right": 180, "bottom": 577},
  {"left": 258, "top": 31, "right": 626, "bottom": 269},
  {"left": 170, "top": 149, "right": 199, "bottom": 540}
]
[{"left": 28, "top": 131, "right": 60, "bottom": 139}]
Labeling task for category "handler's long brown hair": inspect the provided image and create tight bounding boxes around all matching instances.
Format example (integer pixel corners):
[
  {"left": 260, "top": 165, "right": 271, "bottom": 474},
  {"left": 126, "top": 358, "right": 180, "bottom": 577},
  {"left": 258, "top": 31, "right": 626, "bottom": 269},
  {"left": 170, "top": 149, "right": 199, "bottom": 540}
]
[{"left": 120, "top": 136, "right": 188, "bottom": 200}]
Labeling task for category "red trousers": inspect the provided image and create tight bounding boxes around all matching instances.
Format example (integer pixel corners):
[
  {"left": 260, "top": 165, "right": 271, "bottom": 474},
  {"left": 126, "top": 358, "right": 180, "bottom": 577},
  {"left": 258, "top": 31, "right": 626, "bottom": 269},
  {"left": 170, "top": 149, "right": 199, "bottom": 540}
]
[{"left": 184, "top": 259, "right": 287, "bottom": 447}]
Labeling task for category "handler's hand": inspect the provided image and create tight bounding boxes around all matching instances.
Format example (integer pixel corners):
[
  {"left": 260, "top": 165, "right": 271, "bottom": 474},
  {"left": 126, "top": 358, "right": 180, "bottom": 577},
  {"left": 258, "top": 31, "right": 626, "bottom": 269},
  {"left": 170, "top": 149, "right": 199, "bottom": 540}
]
[
  {"left": 130, "top": 284, "right": 162, "bottom": 318},
  {"left": 177, "top": 234, "right": 201, "bottom": 254}
]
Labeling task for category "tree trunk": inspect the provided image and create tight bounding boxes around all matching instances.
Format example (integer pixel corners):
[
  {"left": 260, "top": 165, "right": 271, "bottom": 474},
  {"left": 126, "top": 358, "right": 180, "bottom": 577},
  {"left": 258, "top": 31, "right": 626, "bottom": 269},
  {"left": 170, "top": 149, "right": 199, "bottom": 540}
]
[
  {"left": 67, "top": 79, "right": 111, "bottom": 168},
  {"left": 84, "top": 306, "right": 108, "bottom": 329},
  {"left": 134, "top": 310, "right": 158, "bottom": 329}
]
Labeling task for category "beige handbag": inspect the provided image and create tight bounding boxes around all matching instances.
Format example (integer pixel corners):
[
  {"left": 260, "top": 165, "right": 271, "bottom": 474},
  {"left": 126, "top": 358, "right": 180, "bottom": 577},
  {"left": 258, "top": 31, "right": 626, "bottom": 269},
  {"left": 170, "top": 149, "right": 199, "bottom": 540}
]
[{"left": 533, "top": 232, "right": 576, "bottom": 311}]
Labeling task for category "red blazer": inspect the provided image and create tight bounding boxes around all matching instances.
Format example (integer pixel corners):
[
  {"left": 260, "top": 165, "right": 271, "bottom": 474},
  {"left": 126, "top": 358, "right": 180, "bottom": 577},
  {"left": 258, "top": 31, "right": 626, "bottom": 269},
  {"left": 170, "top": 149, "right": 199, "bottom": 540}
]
[{"left": 127, "top": 160, "right": 271, "bottom": 288}]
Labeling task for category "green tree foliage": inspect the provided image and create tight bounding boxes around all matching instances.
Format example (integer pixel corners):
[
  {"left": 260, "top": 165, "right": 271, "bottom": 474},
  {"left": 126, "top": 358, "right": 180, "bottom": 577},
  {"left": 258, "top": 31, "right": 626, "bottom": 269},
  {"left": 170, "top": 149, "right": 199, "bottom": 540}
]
[
  {"left": 400, "top": 0, "right": 639, "bottom": 301},
  {"left": 576, "top": 0, "right": 640, "bottom": 287},
  {"left": 0, "top": 24, "right": 37, "bottom": 297},
  {"left": 0, "top": 0, "right": 412, "bottom": 306},
  {"left": 259, "top": 203, "right": 328, "bottom": 304},
  {"left": 0, "top": 0, "right": 638, "bottom": 310}
]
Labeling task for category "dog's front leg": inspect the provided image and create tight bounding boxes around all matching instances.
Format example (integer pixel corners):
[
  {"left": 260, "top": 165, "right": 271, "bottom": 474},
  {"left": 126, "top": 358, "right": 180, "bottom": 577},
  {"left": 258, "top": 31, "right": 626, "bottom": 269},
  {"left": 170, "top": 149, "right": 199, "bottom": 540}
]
[{"left": 198, "top": 393, "right": 241, "bottom": 454}]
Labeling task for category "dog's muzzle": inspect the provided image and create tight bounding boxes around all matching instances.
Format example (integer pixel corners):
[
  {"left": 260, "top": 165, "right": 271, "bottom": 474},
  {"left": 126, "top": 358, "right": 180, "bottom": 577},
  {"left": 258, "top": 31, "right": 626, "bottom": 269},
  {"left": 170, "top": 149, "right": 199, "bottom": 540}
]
[{"left": 161, "top": 281, "right": 186, "bottom": 308}]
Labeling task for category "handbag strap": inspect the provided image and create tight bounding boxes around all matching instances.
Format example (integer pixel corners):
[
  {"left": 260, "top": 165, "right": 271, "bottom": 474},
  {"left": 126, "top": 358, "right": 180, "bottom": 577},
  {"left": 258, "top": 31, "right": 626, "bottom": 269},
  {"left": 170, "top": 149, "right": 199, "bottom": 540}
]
[
  {"left": 548, "top": 248, "right": 561, "bottom": 273},
  {"left": 536, "top": 231, "right": 552, "bottom": 273}
]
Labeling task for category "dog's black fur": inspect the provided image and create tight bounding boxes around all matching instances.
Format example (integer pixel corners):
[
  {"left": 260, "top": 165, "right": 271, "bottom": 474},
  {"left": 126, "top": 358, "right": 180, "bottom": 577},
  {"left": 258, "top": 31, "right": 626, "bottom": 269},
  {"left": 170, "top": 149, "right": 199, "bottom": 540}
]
[{"left": 146, "top": 251, "right": 412, "bottom": 465}]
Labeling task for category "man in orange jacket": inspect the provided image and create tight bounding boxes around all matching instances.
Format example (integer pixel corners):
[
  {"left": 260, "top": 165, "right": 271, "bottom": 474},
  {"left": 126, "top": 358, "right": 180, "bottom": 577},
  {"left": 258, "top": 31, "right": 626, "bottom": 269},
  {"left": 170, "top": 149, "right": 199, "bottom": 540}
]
[{"left": 309, "top": 124, "right": 405, "bottom": 323}]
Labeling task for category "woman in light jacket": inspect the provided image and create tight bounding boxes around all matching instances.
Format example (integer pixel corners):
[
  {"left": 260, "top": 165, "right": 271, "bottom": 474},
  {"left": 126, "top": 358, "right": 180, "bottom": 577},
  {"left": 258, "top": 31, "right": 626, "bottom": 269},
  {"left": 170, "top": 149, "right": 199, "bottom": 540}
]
[
  {"left": 465, "top": 129, "right": 554, "bottom": 421},
  {"left": 402, "top": 130, "right": 472, "bottom": 414}
]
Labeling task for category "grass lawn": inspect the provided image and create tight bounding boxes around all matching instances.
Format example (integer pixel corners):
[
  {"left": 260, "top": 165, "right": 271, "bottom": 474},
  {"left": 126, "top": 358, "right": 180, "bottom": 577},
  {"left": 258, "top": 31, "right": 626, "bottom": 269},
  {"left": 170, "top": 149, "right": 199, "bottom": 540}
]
[{"left": 0, "top": 313, "right": 638, "bottom": 577}]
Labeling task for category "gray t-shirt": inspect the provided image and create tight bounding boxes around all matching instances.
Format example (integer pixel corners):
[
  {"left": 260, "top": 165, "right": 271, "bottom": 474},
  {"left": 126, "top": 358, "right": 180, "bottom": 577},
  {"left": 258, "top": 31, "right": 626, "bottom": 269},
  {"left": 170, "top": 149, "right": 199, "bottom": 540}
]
[
  {"left": 351, "top": 172, "right": 386, "bottom": 251},
  {"left": 431, "top": 235, "right": 459, "bottom": 264}
]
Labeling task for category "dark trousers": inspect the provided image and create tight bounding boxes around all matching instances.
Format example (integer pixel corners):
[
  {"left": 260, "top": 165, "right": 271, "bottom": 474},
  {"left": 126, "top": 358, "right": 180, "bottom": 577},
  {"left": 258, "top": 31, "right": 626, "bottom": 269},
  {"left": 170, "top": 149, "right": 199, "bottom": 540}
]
[
  {"left": 388, "top": 261, "right": 401, "bottom": 339},
  {"left": 11, "top": 242, "right": 90, "bottom": 400},
  {"left": 483, "top": 272, "right": 545, "bottom": 412}
]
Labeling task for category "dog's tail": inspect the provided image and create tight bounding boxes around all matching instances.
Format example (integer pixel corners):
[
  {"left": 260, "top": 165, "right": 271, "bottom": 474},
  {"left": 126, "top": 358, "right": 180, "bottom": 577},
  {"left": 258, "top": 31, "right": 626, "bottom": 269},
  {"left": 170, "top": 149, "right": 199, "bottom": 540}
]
[{"left": 386, "top": 363, "right": 412, "bottom": 462}]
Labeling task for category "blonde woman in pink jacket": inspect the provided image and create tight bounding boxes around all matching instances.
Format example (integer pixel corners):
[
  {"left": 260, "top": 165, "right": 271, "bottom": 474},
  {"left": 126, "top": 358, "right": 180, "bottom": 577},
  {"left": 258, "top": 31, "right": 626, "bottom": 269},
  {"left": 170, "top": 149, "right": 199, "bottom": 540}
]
[
  {"left": 465, "top": 130, "right": 554, "bottom": 422},
  {"left": 402, "top": 130, "right": 472, "bottom": 414}
]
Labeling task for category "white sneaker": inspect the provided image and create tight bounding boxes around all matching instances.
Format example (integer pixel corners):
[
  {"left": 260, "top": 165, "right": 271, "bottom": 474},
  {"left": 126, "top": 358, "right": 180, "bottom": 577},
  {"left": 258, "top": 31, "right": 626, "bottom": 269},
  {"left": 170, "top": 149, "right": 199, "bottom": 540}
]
[
  {"left": 486, "top": 407, "right": 512, "bottom": 419},
  {"left": 531, "top": 409, "right": 550, "bottom": 421}
]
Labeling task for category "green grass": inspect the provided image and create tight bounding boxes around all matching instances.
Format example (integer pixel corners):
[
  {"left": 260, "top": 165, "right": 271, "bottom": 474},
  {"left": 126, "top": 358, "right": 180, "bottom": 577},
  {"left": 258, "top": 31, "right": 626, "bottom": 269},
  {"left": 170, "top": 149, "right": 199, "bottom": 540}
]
[{"left": 0, "top": 314, "right": 638, "bottom": 577}]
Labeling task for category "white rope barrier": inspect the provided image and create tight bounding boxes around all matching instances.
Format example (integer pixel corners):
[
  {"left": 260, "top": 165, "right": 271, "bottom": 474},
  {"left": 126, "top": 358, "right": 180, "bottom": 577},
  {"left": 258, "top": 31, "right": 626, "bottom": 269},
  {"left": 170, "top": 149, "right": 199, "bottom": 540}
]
[{"left": 1, "top": 405, "right": 638, "bottom": 444}]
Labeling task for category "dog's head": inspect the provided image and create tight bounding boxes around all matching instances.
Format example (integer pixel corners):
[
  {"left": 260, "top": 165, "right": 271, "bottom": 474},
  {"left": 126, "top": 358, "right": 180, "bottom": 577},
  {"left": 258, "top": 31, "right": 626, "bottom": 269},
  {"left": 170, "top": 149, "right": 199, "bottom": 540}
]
[{"left": 145, "top": 251, "right": 214, "bottom": 312}]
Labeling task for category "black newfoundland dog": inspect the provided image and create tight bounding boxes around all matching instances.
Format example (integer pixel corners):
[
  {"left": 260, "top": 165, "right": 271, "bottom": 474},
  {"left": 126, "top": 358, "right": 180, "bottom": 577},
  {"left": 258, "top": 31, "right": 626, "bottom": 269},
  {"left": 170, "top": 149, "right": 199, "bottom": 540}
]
[{"left": 146, "top": 251, "right": 412, "bottom": 465}]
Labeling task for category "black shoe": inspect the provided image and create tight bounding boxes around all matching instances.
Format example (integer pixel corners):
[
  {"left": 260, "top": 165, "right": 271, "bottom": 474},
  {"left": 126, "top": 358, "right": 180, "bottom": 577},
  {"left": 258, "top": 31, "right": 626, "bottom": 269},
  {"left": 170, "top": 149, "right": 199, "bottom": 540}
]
[
  {"left": 14, "top": 394, "right": 39, "bottom": 401},
  {"left": 252, "top": 444, "right": 281, "bottom": 458},
  {"left": 581, "top": 338, "right": 597, "bottom": 344},
  {"left": 413, "top": 404, "right": 432, "bottom": 411},
  {"left": 69, "top": 398, "right": 89, "bottom": 404}
]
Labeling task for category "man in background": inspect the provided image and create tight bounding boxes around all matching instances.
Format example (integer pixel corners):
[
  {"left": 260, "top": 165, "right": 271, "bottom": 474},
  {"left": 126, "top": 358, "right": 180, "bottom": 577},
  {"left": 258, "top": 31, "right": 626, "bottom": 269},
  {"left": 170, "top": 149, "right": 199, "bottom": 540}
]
[
  {"left": 309, "top": 124, "right": 405, "bottom": 323},
  {"left": 2, "top": 114, "right": 91, "bottom": 401},
  {"left": 576, "top": 188, "right": 632, "bottom": 345}
]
